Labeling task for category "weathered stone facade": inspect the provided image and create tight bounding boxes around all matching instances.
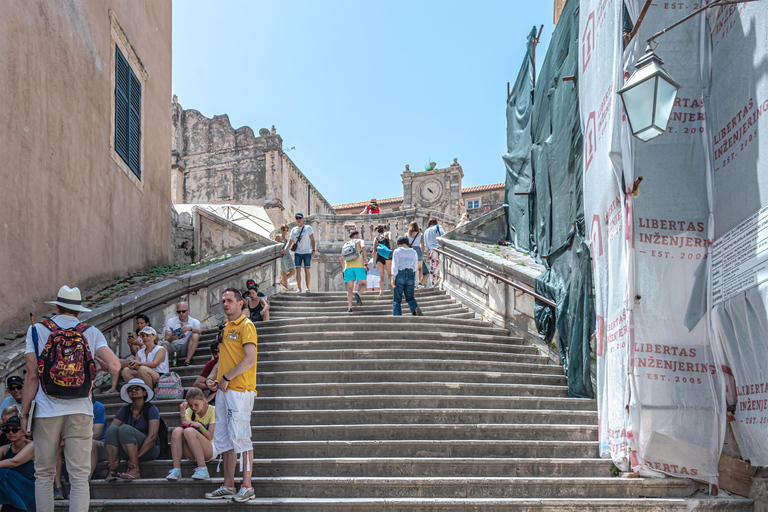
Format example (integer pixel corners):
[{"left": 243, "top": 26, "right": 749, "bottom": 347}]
[
  {"left": 402, "top": 160, "right": 464, "bottom": 219},
  {"left": 171, "top": 98, "right": 335, "bottom": 227}
]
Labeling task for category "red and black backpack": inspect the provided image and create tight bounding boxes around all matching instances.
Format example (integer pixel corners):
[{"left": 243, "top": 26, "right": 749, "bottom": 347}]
[{"left": 34, "top": 319, "right": 97, "bottom": 399}]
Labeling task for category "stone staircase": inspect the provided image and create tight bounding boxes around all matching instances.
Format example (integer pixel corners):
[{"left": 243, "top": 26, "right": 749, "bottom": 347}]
[{"left": 79, "top": 289, "right": 753, "bottom": 510}]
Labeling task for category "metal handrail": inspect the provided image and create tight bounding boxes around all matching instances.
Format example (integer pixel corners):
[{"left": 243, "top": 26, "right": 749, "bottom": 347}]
[
  {"left": 100, "top": 253, "right": 282, "bottom": 332},
  {"left": 433, "top": 247, "right": 556, "bottom": 308}
]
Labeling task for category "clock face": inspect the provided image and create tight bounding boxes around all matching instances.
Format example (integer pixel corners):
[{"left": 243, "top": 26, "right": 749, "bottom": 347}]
[{"left": 419, "top": 178, "right": 443, "bottom": 203}]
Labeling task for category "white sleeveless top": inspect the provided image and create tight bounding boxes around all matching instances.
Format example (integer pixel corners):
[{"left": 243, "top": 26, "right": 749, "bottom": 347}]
[{"left": 138, "top": 345, "right": 169, "bottom": 375}]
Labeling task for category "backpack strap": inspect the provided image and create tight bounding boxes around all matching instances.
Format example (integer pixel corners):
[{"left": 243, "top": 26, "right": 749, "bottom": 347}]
[
  {"left": 35, "top": 319, "right": 60, "bottom": 358},
  {"left": 73, "top": 323, "right": 90, "bottom": 334},
  {"left": 41, "top": 319, "right": 59, "bottom": 331}
]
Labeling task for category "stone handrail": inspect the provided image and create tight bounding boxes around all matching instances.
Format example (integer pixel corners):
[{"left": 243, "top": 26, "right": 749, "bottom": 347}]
[{"left": 0, "top": 244, "right": 282, "bottom": 393}]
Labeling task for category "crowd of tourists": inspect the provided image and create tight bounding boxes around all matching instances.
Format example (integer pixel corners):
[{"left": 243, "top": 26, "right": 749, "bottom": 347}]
[
  {"left": 0, "top": 283, "right": 261, "bottom": 510},
  {"left": 340, "top": 216, "right": 445, "bottom": 315}
]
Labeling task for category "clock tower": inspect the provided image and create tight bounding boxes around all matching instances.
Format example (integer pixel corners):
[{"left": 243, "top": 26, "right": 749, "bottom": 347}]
[{"left": 401, "top": 159, "right": 463, "bottom": 219}]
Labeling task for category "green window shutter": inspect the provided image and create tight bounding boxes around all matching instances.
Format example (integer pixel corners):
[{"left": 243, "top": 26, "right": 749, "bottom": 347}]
[
  {"left": 128, "top": 72, "right": 141, "bottom": 178},
  {"left": 114, "top": 46, "right": 141, "bottom": 179},
  {"left": 114, "top": 46, "right": 130, "bottom": 166}
]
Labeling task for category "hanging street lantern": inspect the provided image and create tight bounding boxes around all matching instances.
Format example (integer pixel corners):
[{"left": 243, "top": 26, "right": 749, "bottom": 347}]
[{"left": 618, "top": 45, "right": 681, "bottom": 141}]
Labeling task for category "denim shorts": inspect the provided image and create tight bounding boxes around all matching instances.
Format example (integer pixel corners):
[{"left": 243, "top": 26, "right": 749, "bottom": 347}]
[{"left": 294, "top": 253, "right": 312, "bottom": 267}]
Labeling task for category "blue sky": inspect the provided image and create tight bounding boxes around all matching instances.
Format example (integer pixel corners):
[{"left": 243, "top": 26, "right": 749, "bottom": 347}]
[{"left": 172, "top": 0, "right": 554, "bottom": 206}]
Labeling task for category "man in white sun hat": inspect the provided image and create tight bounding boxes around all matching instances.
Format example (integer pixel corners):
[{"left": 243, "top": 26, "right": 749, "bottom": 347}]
[{"left": 21, "top": 285, "right": 120, "bottom": 512}]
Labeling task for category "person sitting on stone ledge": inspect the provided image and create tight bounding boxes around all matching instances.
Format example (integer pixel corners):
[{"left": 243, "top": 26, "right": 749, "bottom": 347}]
[
  {"left": 104, "top": 379, "right": 160, "bottom": 481},
  {"left": 121, "top": 327, "right": 168, "bottom": 389},
  {"left": 166, "top": 387, "right": 216, "bottom": 481},
  {"left": 164, "top": 301, "right": 202, "bottom": 366},
  {"left": 0, "top": 406, "right": 20, "bottom": 447},
  {"left": 245, "top": 281, "right": 270, "bottom": 322},
  {"left": 0, "top": 415, "right": 35, "bottom": 512},
  {"left": 105, "top": 314, "right": 151, "bottom": 395},
  {"left": 1, "top": 376, "right": 23, "bottom": 412}
]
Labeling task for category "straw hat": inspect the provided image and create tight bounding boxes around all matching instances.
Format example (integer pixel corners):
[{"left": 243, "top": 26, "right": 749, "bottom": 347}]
[{"left": 46, "top": 285, "right": 91, "bottom": 312}]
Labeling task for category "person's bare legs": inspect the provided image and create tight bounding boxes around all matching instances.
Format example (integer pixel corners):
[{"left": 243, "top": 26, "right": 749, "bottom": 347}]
[
  {"left": 222, "top": 450, "right": 236, "bottom": 488},
  {"left": 241, "top": 450, "right": 253, "bottom": 488},
  {"left": 171, "top": 427, "right": 185, "bottom": 469},
  {"left": 182, "top": 428, "right": 212, "bottom": 467},
  {"left": 185, "top": 333, "right": 199, "bottom": 363},
  {"left": 304, "top": 267, "right": 311, "bottom": 291},
  {"left": 121, "top": 442, "right": 141, "bottom": 478},
  {"left": 377, "top": 261, "right": 386, "bottom": 295},
  {"left": 296, "top": 266, "right": 303, "bottom": 291},
  {"left": 136, "top": 366, "right": 159, "bottom": 388},
  {"left": 121, "top": 366, "right": 138, "bottom": 383},
  {"left": 108, "top": 359, "right": 131, "bottom": 393},
  {"left": 346, "top": 280, "right": 355, "bottom": 309}
]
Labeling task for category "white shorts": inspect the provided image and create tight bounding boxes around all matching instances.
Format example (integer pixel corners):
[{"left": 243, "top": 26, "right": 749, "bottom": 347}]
[
  {"left": 213, "top": 389, "right": 255, "bottom": 455},
  {"left": 367, "top": 275, "right": 380, "bottom": 290}
]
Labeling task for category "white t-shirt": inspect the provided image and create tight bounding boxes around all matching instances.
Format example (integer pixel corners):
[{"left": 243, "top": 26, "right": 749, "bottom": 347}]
[
  {"left": 288, "top": 225, "right": 314, "bottom": 254},
  {"left": 164, "top": 316, "right": 201, "bottom": 346},
  {"left": 138, "top": 345, "right": 169, "bottom": 375},
  {"left": 24, "top": 315, "right": 109, "bottom": 418}
]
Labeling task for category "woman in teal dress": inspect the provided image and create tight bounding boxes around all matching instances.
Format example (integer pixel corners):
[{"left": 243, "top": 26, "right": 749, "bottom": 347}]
[{"left": 0, "top": 415, "right": 35, "bottom": 511}]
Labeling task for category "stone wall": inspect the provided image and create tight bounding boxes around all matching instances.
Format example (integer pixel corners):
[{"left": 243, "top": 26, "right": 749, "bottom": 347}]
[
  {"left": 0, "top": 244, "right": 282, "bottom": 393},
  {"left": 171, "top": 99, "right": 335, "bottom": 227},
  {"left": 171, "top": 206, "right": 195, "bottom": 265},
  {"left": 437, "top": 238, "right": 559, "bottom": 363},
  {"left": 448, "top": 206, "right": 508, "bottom": 244},
  {"left": 0, "top": 1, "right": 172, "bottom": 334}
]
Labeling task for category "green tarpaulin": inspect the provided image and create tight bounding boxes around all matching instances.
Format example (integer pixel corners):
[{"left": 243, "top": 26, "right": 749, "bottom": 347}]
[{"left": 503, "top": 0, "right": 594, "bottom": 398}]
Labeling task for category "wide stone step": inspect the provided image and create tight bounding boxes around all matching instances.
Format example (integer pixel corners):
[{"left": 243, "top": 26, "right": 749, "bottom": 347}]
[
  {"left": 165, "top": 358, "right": 564, "bottom": 378},
  {"left": 254, "top": 322, "right": 509, "bottom": 337},
  {"left": 151, "top": 408, "right": 599, "bottom": 428},
  {"left": 247, "top": 423, "right": 597, "bottom": 442},
  {"left": 96, "top": 381, "right": 570, "bottom": 406},
  {"left": 271, "top": 308, "right": 472, "bottom": 319},
  {"left": 89, "top": 476, "right": 699, "bottom": 500},
  {"left": 252, "top": 348, "right": 549, "bottom": 364},
  {"left": 256, "top": 338, "right": 532, "bottom": 354},
  {"left": 94, "top": 456, "right": 615, "bottom": 479},
  {"left": 271, "top": 289, "right": 447, "bottom": 301},
  {"left": 270, "top": 296, "right": 457, "bottom": 308},
  {"left": 256, "top": 313, "right": 495, "bottom": 329},
  {"left": 105, "top": 395, "right": 596, "bottom": 416},
  {"left": 67, "top": 497, "right": 756, "bottom": 512}
]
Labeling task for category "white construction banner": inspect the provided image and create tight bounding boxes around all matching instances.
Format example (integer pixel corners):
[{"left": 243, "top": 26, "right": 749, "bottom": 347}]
[
  {"left": 579, "top": 0, "right": 632, "bottom": 471},
  {"left": 707, "top": 2, "right": 768, "bottom": 467},
  {"left": 582, "top": 0, "right": 725, "bottom": 484}
]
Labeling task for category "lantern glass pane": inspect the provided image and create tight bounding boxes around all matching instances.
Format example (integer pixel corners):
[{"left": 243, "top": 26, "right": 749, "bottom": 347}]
[
  {"left": 654, "top": 77, "right": 679, "bottom": 131},
  {"left": 635, "top": 125, "right": 665, "bottom": 141},
  {"left": 621, "top": 77, "right": 657, "bottom": 133}
]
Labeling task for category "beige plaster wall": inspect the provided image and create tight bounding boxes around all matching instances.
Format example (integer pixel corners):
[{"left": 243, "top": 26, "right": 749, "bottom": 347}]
[{"left": 0, "top": 0, "right": 172, "bottom": 333}]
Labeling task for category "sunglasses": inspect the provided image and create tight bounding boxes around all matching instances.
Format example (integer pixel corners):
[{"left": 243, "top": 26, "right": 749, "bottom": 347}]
[
  {"left": 2, "top": 427, "right": 20, "bottom": 434},
  {"left": 127, "top": 386, "right": 143, "bottom": 393},
  {"left": 177, "top": 309, "right": 188, "bottom": 314},
  {"left": 211, "top": 350, "right": 219, "bottom": 355},
  {"left": 8, "top": 386, "right": 22, "bottom": 391}
]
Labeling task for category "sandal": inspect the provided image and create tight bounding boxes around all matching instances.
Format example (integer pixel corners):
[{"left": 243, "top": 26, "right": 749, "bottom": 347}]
[
  {"left": 117, "top": 461, "right": 140, "bottom": 480},
  {"left": 104, "top": 389, "right": 118, "bottom": 395},
  {"left": 105, "top": 461, "right": 119, "bottom": 482}
]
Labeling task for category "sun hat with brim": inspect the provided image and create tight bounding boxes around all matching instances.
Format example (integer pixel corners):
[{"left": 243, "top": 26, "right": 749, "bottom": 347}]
[
  {"left": 45, "top": 285, "right": 91, "bottom": 313},
  {"left": 139, "top": 326, "right": 157, "bottom": 336},
  {"left": 120, "top": 378, "right": 154, "bottom": 404}
]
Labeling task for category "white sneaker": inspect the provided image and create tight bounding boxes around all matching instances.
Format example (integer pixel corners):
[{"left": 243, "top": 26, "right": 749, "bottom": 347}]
[
  {"left": 205, "top": 485, "right": 236, "bottom": 499},
  {"left": 232, "top": 486, "right": 255, "bottom": 502}
]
